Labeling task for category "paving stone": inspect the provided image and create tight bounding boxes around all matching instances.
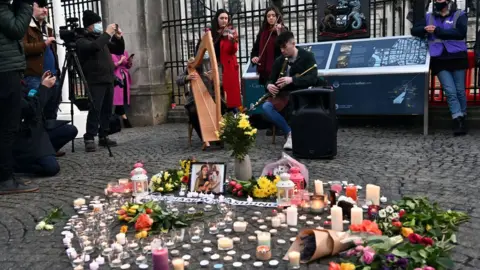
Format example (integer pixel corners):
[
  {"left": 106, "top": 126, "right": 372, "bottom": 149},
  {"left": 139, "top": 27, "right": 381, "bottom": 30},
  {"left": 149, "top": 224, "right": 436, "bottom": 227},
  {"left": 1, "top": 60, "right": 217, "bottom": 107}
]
[{"left": 0, "top": 124, "right": 478, "bottom": 269}]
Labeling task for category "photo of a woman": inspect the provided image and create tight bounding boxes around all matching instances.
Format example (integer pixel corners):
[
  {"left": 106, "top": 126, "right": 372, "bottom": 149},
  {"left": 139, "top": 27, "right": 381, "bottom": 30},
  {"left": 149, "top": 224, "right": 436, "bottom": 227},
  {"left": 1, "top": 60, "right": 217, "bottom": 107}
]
[
  {"left": 190, "top": 162, "right": 226, "bottom": 194},
  {"left": 194, "top": 164, "right": 210, "bottom": 192}
]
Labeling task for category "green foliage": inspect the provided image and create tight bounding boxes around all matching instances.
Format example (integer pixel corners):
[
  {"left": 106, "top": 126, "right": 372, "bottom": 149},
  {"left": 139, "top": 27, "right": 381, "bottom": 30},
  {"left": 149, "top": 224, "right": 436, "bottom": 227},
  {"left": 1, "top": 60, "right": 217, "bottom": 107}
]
[{"left": 217, "top": 112, "right": 257, "bottom": 160}]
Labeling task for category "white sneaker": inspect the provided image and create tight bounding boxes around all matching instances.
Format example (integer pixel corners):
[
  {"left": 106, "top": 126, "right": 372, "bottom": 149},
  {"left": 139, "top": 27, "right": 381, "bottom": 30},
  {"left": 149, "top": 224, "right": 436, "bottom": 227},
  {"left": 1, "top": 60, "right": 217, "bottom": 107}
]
[{"left": 283, "top": 133, "right": 292, "bottom": 150}]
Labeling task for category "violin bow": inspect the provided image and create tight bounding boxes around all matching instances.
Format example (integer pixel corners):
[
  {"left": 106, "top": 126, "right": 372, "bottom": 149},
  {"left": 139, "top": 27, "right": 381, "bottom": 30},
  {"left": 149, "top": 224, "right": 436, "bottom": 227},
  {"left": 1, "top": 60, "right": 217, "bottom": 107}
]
[
  {"left": 256, "top": 14, "right": 282, "bottom": 66},
  {"left": 212, "top": 0, "right": 243, "bottom": 45}
]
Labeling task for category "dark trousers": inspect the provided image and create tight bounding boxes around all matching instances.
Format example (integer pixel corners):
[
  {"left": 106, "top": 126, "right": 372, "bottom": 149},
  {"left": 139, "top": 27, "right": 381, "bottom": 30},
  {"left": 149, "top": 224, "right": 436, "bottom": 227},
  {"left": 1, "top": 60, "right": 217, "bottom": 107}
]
[
  {"left": 48, "top": 124, "right": 78, "bottom": 152},
  {"left": 16, "top": 155, "right": 59, "bottom": 177},
  {"left": 115, "top": 106, "right": 126, "bottom": 116},
  {"left": 84, "top": 83, "right": 114, "bottom": 140},
  {"left": 0, "top": 71, "right": 23, "bottom": 182}
]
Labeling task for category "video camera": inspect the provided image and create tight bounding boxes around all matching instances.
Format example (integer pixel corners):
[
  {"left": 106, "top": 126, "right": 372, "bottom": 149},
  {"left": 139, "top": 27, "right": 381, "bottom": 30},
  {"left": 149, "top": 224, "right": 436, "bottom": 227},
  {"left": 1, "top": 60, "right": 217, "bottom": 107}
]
[{"left": 59, "top": 18, "right": 84, "bottom": 47}]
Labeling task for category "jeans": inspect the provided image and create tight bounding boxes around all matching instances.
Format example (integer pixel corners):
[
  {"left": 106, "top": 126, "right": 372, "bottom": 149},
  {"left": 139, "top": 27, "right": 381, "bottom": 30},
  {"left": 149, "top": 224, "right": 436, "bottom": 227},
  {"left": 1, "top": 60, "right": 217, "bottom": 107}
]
[
  {"left": 84, "top": 83, "right": 114, "bottom": 140},
  {"left": 16, "top": 155, "right": 59, "bottom": 177},
  {"left": 0, "top": 71, "right": 23, "bottom": 182},
  {"left": 262, "top": 101, "right": 291, "bottom": 134},
  {"left": 24, "top": 76, "right": 61, "bottom": 120},
  {"left": 437, "top": 70, "right": 467, "bottom": 119},
  {"left": 48, "top": 124, "right": 78, "bottom": 152}
]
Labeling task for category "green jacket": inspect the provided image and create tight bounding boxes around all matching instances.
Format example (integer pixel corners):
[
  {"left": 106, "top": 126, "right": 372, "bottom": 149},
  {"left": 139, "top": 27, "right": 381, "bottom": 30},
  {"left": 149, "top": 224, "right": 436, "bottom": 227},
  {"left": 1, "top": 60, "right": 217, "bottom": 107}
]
[
  {"left": 0, "top": 0, "right": 33, "bottom": 73},
  {"left": 266, "top": 47, "right": 319, "bottom": 96}
]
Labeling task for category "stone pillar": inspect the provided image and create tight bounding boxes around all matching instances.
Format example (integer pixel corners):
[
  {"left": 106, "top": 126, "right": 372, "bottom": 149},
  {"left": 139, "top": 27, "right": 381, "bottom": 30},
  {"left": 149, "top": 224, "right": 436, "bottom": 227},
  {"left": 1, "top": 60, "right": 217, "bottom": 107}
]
[{"left": 101, "top": 0, "right": 170, "bottom": 126}]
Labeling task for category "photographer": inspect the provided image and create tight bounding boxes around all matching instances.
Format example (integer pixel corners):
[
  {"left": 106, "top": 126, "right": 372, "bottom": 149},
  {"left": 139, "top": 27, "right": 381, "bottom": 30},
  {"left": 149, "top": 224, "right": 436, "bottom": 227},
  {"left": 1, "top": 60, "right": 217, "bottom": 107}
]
[
  {"left": 0, "top": 0, "right": 39, "bottom": 195},
  {"left": 76, "top": 10, "right": 125, "bottom": 152}
]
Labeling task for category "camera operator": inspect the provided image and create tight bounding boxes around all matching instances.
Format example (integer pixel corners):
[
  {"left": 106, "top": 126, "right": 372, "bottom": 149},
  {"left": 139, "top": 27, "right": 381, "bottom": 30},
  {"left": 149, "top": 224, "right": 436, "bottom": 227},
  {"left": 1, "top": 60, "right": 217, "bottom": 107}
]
[
  {"left": 0, "top": 0, "right": 40, "bottom": 195},
  {"left": 76, "top": 10, "right": 125, "bottom": 152}
]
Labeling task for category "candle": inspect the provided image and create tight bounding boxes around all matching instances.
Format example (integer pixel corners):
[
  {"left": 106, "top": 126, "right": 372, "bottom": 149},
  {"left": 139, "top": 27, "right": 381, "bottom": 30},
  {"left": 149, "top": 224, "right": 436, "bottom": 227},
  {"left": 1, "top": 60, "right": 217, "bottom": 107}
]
[
  {"left": 217, "top": 237, "right": 233, "bottom": 250},
  {"left": 233, "top": 221, "right": 247, "bottom": 232},
  {"left": 271, "top": 217, "right": 281, "bottom": 228},
  {"left": 136, "top": 255, "right": 147, "bottom": 264},
  {"left": 73, "top": 198, "right": 85, "bottom": 207},
  {"left": 116, "top": 233, "right": 126, "bottom": 245},
  {"left": 89, "top": 261, "right": 99, "bottom": 270},
  {"left": 118, "top": 178, "right": 129, "bottom": 185},
  {"left": 286, "top": 206, "right": 298, "bottom": 226},
  {"left": 314, "top": 180, "right": 324, "bottom": 195},
  {"left": 257, "top": 232, "right": 271, "bottom": 247},
  {"left": 95, "top": 256, "right": 105, "bottom": 265},
  {"left": 172, "top": 258, "right": 185, "bottom": 270},
  {"left": 288, "top": 251, "right": 301, "bottom": 268},
  {"left": 311, "top": 196, "right": 325, "bottom": 213},
  {"left": 351, "top": 205, "right": 363, "bottom": 225},
  {"left": 366, "top": 184, "right": 381, "bottom": 205},
  {"left": 152, "top": 248, "right": 169, "bottom": 270},
  {"left": 255, "top": 245, "right": 272, "bottom": 261},
  {"left": 331, "top": 205, "right": 343, "bottom": 232},
  {"left": 278, "top": 213, "right": 286, "bottom": 223},
  {"left": 346, "top": 184, "right": 358, "bottom": 201}
]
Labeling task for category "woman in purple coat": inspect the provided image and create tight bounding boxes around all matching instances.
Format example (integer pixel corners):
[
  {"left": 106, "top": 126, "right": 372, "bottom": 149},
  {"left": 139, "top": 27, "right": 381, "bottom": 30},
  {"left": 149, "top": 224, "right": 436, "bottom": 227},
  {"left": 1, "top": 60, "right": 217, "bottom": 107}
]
[{"left": 112, "top": 50, "right": 133, "bottom": 128}]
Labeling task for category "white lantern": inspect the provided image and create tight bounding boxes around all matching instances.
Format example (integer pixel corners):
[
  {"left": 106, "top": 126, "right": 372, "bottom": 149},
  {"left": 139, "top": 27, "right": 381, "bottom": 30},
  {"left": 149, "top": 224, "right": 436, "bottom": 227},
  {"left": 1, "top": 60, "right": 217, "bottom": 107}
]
[
  {"left": 131, "top": 170, "right": 149, "bottom": 199},
  {"left": 276, "top": 173, "right": 295, "bottom": 207}
]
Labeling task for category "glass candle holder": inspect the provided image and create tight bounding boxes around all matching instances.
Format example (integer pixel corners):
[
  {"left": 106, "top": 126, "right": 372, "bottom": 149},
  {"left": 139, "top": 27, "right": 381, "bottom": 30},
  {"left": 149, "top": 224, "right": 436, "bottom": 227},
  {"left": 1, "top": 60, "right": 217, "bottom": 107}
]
[
  {"left": 188, "top": 222, "right": 204, "bottom": 243},
  {"left": 288, "top": 251, "right": 301, "bottom": 269}
]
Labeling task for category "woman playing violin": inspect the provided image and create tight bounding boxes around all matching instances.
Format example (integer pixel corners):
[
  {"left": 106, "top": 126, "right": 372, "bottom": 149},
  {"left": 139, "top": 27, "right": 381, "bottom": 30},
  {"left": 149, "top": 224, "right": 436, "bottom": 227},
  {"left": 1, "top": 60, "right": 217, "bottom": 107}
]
[
  {"left": 250, "top": 7, "right": 287, "bottom": 86},
  {"left": 205, "top": 9, "right": 242, "bottom": 111}
]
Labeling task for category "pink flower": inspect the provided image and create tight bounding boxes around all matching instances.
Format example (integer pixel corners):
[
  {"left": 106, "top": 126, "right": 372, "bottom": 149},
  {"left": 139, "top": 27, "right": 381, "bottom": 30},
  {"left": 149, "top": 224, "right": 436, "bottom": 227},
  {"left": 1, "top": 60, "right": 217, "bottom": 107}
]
[
  {"left": 423, "top": 267, "right": 436, "bottom": 270},
  {"left": 355, "top": 245, "right": 364, "bottom": 252},
  {"left": 354, "top": 239, "right": 364, "bottom": 246},
  {"left": 414, "top": 268, "right": 423, "bottom": 270},
  {"left": 346, "top": 249, "right": 358, "bottom": 257},
  {"left": 361, "top": 247, "right": 375, "bottom": 264}
]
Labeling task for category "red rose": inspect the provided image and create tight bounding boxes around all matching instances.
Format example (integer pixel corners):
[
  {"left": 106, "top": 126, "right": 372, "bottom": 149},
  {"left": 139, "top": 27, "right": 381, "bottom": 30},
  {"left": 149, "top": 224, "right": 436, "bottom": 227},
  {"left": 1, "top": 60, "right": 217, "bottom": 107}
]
[
  {"left": 408, "top": 233, "right": 422, "bottom": 244},
  {"left": 235, "top": 184, "right": 243, "bottom": 190},
  {"left": 399, "top": 209, "right": 406, "bottom": 218},
  {"left": 229, "top": 181, "right": 237, "bottom": 187},
  {"left": 392, "top": 221, "right": 402, "bottom": 227},
  {"left": 135, "top": 213, "right": 154, "bottom": 232},
  {"left": 237, "top": 190, "right": 244, "bottom": 197},
  {"left": 145, "top": 208, "right": 153, "bottom": 214},
  {"left": 181, "top": 176, "right": 189, "bottom": 183},
  {"left": 421, "top": 237, "right": 434, "bottom": 246}
]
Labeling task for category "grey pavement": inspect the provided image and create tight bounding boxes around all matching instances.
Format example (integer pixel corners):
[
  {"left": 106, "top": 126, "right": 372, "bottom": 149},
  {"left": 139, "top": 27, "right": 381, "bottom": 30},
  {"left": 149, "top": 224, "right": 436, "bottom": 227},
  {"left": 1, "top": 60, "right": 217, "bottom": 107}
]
[{"left": 0, "top": 123, "right": 479, "bottom": 269}]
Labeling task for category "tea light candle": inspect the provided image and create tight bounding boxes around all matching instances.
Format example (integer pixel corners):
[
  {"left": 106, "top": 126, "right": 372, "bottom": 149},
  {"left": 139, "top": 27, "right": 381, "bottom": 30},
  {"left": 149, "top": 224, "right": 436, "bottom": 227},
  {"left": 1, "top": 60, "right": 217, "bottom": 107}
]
[
  {"left": 331, "top": 205, "right": 343, "bottom": 232},
  {"left": 121, "top": 264, "right": 131, "bottom": 269},
  {"left": 172, "top": 258, "right": 185, "bottom": 270},
  {"left": 257, "top": 219, "right": 264, "bottom": 223},
  {"left": 182, "top": 255, "right": 191, "bottom": 261},
  {"left": 182, "top": 244, "right": 191, "bottom": 249},
  {"left": 248, "top": 236, "right": 256, "bottom": 241},
  {"left": 314, "top": 180, "right": 324, "bottom": 195},
  {"left": 366, "top": 184, "right": 381, "bottom": 205},
  {"left": 257, "top": 232, "right": 271, "bottom": 247},
  {"left": 255, "top": 246, "right": 272, "bottom": 261},
  {"left": 227, "top": 250, "right": 236, "bottom": 256},
  {"left": 288, "top": 251, "right": 301, "bottom": 268},
  {"left": 351, "top": 205, "right": 363, "bottom": 225},
  {"left": 306, "top": 221, "right": 314, "bottom": 225},
  {"left": 95, "top": 256, "right": 105, "bottom": 265},
  {"left": 223, "top": 256, "right": 233, "bottom": 262},
  {"left": 136, "top": 255, "right": 147, "bottom": 264},
  {"left": 165, "top": 240, "right": 175, "bottom": 248},
  {"left": 232, "top": 237, "right": 241, "bottom": 242},
  {"left": 209, "top": 226, "right": 218, "bottom": 234},
  {"left": 203, "top": 247, "right": 212, "bottom": 253},
  {"left": 286, "top": 206, "right": 298, "bottom": 226},
  {"left": 116, "top": 233, "right": 126, "bottom": 245},
  {"left": 203, "top": 240, "right": 211, "bottom": 244},
  {"left": 311, "top": 196, "right": 325, "bottom": 213},
  {"left": 73, "top": 198, "right": 85, "bottom": 207},
  {"left": 299, "top": 215, "right": 307, "bottom": 221},
  {"left": 241, "top": 254, "right": 250, "bottom": 260},
  {"left": 271, "top": 216, "right": 281, "bottom": 228},
  {"left": 89, "top": 261, "right": 99, "bottom": 270},
  {"left": 211, "top": 254, "right": 220, "bottom": 260},
  {"left": 269, "top": 229, "right": 277, "bottom": 235},
  {"left": 233, "top": 221, "right": 247, "bottom": 232},
  {"left": 259, "top": 225, "right": 267, "bottom": 230},
  {"left": 314, "top": 216, "right": 322, "bottom": 220},
  {"left": 204, "top": 205, "right": 213, "bottom": 211},
  {"left": 128, "top": 242, "right": 138, "bottom": 250},
  {"left": 217, "top": 237, "right": 233, "bottom": 250}
]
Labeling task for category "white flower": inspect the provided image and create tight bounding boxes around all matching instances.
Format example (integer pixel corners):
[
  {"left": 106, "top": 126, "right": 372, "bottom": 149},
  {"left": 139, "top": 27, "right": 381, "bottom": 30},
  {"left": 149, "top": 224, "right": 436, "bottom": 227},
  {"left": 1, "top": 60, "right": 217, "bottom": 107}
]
[
  {"left": 387, "top": 216, "right": 393, "bottom": 221},
  {"left": 379, "top": 209, "right": 387, "bottom": 218},
  {"left": 44, "top": 224, "right": 54, "bottom": 230},
  {"left": 386, "top": 206, "right": 394, "bottom": 213},
  {"left": 392, "top": 205, "right": 399, "bottom": 211},
  {"left": 391, "top": 212, "right": 399, "bottom": 219},
  {"left": 35, "top": 221, "right": 46, "bottom": 230}
]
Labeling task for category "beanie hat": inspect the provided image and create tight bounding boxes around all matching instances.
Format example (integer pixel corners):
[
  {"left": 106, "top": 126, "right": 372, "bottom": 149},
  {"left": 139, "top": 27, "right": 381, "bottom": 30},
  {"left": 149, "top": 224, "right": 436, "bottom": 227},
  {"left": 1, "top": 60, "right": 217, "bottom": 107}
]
[
  {"left": 34, "top": 0, "right": 48, "bottom": 7},
  {"left": 82, "top": 10, "right": 102, "bottom": 28}
]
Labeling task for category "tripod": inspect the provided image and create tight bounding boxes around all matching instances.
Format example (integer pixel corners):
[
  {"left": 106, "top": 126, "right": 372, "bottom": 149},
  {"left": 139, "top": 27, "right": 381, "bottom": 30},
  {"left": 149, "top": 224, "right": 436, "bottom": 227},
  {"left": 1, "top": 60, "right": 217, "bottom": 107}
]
[{"left": 57, "top": 42, "right": 113, "bottom": 157}]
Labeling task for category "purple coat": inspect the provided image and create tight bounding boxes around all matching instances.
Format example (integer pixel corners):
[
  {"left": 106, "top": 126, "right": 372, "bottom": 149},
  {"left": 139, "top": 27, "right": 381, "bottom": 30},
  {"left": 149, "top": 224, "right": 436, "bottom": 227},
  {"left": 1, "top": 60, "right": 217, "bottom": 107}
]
[{"left": 112, "top": 51, "right": 132, "bottom": 105}]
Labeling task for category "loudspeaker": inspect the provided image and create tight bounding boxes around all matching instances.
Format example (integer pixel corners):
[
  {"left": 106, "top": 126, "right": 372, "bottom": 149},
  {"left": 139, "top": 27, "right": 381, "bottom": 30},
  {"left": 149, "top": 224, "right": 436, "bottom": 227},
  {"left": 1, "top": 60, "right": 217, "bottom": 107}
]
[{"left": 290, "top": 88, "right": 337, "bottom": 159}]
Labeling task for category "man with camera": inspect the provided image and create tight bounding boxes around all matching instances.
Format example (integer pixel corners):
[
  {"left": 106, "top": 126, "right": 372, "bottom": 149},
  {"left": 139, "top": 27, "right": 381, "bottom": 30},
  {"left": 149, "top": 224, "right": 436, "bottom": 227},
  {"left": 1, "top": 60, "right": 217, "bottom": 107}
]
[
  {"left": 0, "top": 0, "right": 40, "bottom": 195},
  {"left": 76, "top": 10, "right": 125, "bottom": 152}
]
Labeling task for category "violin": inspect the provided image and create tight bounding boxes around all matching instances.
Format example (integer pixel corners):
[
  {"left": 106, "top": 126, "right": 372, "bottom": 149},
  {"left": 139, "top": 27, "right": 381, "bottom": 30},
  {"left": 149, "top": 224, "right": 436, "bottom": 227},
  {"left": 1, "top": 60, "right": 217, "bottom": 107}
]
[{"left": 220, "top": 24, "right": 238, "bottom": 41}]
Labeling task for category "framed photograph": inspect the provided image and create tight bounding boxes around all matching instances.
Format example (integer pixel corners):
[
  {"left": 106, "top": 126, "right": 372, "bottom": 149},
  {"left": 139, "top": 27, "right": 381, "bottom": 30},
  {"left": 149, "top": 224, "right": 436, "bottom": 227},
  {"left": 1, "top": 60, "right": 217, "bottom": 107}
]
[{"left": 189, "top": 162, "right": 226, "bottom": 194}]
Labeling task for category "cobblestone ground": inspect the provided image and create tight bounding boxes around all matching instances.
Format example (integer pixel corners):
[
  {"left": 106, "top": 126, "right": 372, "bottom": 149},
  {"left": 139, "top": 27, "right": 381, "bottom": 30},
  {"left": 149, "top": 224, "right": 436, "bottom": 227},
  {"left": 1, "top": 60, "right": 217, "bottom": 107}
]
[{"left": 0, "top": 124, "right": 479, "bottom": 270}]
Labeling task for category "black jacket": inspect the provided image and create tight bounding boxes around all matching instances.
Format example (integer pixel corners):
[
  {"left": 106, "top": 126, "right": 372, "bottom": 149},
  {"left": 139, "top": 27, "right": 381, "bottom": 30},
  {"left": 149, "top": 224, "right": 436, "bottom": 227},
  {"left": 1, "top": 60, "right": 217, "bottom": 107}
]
[
  {"left": 76, "top": 30, "right": 125, "bottom": 85},
  {"left": 0, "top": 0, "right": 33, "bottom": 73},
  {"left": 13, "top": 84, "right": 55, "bottom": 165}
]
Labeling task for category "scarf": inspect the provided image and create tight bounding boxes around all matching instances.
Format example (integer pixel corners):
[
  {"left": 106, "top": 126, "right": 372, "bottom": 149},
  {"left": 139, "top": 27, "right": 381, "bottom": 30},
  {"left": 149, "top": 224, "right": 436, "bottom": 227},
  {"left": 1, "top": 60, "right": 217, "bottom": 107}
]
[{"left": 257, "top": 28, "right": 277, "bottom": 76}]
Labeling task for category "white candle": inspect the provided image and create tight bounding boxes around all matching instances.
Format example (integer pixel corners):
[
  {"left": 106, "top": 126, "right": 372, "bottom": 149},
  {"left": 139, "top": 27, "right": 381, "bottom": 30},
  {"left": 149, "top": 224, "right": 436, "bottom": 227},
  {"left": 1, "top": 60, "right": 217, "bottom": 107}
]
[
  {"left": 331, "top": 205, "right": 343, "bottom": 232},
  {"left": 271, "top": 216, "right": 281, "bottom": 228},
  {"left": 115, "top": 233, "right": 126, "bottom": 245},
  {"left": 350, "top": 205, "right": 363, "bottom": 225},
  {"left": 89, "top": 261, "right": 99, "bottom": 270},
  {"left": 233, "top": 221, "right": 247, "bottom": 232},
  {"left": 95, "top": 256, "right": 105, "bottom": 265},
  {"left": 286, "top": 206, "right": 298, "bottom": 226},
  {"left": 314, "top": 180, "right": 324, "bottom": 195},
  {"left": 172, "top": 258, "right": 185, "bottom": 270},
  {"left": 217, "top": 237, "right": 233, "bottom": 250},
  {"left": 73, "top": 198, "right": 85, "bottom": 207},
  {"left": 118, "top": 179, "right": 129, "bottom": 185},
  {"left": 257, "top": 232, "right": 271, "bottom": 247},
  {"left": 288, "top": 251, "right": 301, "bottom": 267},
  {"left": 366, "top": 184, "right": 381, "bottom": 205},
  {"left": 278, "top": 213, "right": 286, "bottom": 223}
]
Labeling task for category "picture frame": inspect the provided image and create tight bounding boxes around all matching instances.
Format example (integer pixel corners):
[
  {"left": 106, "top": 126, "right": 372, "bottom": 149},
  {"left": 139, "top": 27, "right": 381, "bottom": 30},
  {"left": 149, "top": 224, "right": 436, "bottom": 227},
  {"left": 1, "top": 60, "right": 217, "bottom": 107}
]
[{"left": 189, "top": 162, "right": 227, "bottom": 194}]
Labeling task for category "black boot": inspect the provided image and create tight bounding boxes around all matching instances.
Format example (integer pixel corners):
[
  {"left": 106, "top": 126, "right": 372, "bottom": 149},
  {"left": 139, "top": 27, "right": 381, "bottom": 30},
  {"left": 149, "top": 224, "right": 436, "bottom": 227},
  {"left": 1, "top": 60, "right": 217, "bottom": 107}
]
[
  {"left": 453, "top": 117, "right": 466, "bottom": 136},
  {"left": 123, "top": 118, "right": 132, "bottom": 128},
  {"left": 99, "top": 137, "right": 118, "bottom": 147}
]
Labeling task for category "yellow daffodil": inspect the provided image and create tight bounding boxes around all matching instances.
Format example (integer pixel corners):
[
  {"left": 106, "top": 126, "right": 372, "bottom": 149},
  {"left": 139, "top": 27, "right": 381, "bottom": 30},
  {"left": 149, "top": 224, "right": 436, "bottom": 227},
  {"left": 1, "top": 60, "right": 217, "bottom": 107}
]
[
  {"left": 163, "top": 171, "right": 170, "bottom": 179},
  {"left": 120, "top": 225, "right": 128, "bottom": 233},
  {"left": 401, "top": 227, "right": 414, "bottom": 237},
  {"left": 135, "top": 230, "right": 148, "bottom": 239},
  {"left": 340, "top": 263, "right": 356, "bottom": 270}
]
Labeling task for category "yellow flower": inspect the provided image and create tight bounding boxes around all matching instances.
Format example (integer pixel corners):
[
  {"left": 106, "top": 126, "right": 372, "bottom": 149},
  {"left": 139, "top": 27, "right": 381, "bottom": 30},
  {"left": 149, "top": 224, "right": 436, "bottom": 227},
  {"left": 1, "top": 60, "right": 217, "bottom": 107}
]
[
  {"left": 257, "top": 177, "right": 269, "bottom": 188},
  {"left": 215, "top": 130, "right": 220, "bottom": 138},
  {"left": 401, "top": 227, "right": 414, "bottom": 237},
  {"left": 165, "top": 183, "right": 173, "bottom": 191},
  {"left": 251, "top": 128, "right": 257, "bottom": 134},
  {"left": 157, "top": 187, "right": 164, "bottom": 192},
  {"left": 238, "top": 118, "right": 250, "bottom": 129},
  {"left": 163, "top": 171, "right": 170, "bottom": 179},
  {"left": 426, "top": 224, "right": 432, "bottom": 231},
  {"left": 340, "top": 263, "right": 356, "bottom": 270},
  {"left": 135, "top": 230, "right": 148, "bottom": 239},
  {"left": 120, "top": 225, "right": 128, "bottom": 233}
]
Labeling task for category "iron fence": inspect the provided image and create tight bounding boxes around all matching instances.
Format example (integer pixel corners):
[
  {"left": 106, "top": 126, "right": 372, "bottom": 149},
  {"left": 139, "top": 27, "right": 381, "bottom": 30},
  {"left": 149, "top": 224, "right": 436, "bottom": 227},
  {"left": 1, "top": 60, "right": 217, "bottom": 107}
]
[{"left": 163, "top": 0, "right": 480, "bottom": 106}]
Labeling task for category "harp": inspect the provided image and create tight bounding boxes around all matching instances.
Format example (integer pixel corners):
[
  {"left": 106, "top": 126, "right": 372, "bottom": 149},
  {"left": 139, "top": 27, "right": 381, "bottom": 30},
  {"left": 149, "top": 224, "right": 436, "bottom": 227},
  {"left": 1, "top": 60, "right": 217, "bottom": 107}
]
[{"left": 187, "top": 31, "right": 222, "bottom": 149}]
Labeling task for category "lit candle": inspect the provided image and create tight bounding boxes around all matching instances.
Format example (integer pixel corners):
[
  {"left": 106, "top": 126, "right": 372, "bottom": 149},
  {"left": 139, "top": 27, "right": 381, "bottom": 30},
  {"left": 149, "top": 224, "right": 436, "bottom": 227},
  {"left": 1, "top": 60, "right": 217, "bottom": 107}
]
[
  {"left": 366, "top": 184, "right": 381, "bottom": 205},
  {"left": 345, "top": 184, "right": 358, "bottom": 201},
  {"left": 73, "top": 198, "right": 85, "bottom": 207},
  {"left": 271, "top": 216, "right": 281, "bottom": 228},
  {"left": 172, "top": 258, "right": 185, "bottom": 270},
  {"left": 257, "top": 232, "right": 271, "bottom": 247},
  {"left": 288, "top": 251, "right": 301, "bottom": 268},
  {"left": 217, "top": 237, "right": 233, "bottom": 250},
  {"left": 286, "top": 206, "right": 298, "bottom": 226},
  {"left": 314, "top": 180, "right": 324, "bottom": 195},
  {"left": 311, "top": 196, "right": 325, "bottom": 213},
  {"left": 350, "top": 205, "right": 363, "bottom": 225},
  {"left": 116, "top": 233, "right": 126, "bottom": 245},
  {"left": 331, "top": 205, "right": 343, "bottom": 232}
]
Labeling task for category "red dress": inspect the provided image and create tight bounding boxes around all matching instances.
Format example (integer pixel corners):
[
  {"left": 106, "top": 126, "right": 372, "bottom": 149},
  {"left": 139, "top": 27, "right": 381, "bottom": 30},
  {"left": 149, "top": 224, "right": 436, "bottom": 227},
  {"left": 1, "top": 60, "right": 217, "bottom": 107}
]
[{"left": 218, "top": 36, "right": 242, "bottom": 108}]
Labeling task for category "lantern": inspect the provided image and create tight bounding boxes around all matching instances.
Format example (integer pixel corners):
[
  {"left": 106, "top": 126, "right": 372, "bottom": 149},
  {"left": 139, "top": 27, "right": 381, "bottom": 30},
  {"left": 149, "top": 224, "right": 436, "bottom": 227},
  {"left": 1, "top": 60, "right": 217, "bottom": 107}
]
[
  {"left": 276, "top": 173, "right": 295, "bottom": 207},
  {"left": 130, "top": 162, "right": 147, "bottom": 177},
  {"left": 288, "top": 167, "right": 305, "bottom": 191},
  {"left": 131, "top": 170, "right": 149, "bottom": 200}
]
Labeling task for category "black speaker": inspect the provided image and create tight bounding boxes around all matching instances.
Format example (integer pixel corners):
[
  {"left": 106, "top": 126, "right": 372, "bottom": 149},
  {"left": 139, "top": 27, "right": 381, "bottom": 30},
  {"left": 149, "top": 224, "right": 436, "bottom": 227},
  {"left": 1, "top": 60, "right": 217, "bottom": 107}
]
[{"left": 290, "top": 88, "right": 337, "bottom": 159}]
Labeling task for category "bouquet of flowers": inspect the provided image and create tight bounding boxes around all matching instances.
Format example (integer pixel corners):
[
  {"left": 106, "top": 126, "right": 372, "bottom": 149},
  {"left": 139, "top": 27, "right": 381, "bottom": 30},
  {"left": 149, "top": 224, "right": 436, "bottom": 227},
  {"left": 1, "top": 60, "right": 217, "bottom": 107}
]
[
  {"left": 252, "top": 173, "right": 280, "bottom": 199},
  {"left": 180, "top": 158, "right": 195, "bottom": 184},
  {"left": 216, "top": 112, "right": 257, "bottom": 160},
  {"left": 150, "top": 169, "right": 183, "bottom": 193}
]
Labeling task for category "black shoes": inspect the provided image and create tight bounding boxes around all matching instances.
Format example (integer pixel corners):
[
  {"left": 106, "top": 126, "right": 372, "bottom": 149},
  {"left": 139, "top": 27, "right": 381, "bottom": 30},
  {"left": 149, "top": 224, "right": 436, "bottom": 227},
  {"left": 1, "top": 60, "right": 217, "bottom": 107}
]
[
  {"left": 99, "top": 137, "right": 118, "bottom": 147},
  {"left": 84, "top": 140, "right": 97, "bottom": 152},
  {"left": 123, "top": 118, "right": 132, "bottom": 128},
  {"left": 84, "top": 137, "right": 118, "bottom": 152},
  {"left": 0, "top": 176, "right": 39, "bottom": 195},
  {"left": 453, "top": 116, "right": 467, "bottom": 136}
]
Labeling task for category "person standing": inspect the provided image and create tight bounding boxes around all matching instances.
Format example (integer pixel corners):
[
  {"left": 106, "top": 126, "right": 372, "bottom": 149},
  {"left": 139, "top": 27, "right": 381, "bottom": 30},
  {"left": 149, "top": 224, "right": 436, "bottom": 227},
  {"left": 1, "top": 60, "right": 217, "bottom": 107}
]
[
  {"left": 112, "top": 50, "right": 133, "bottom": 128},
  {"left": 0, "top": 0, "right": 40, "bottom": 195},
  {"left": 76, "top": 10, "right": 125, "bottom": 152},
  {"left": 411, "top": 0, "right": 468, "bottom": 136}
]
